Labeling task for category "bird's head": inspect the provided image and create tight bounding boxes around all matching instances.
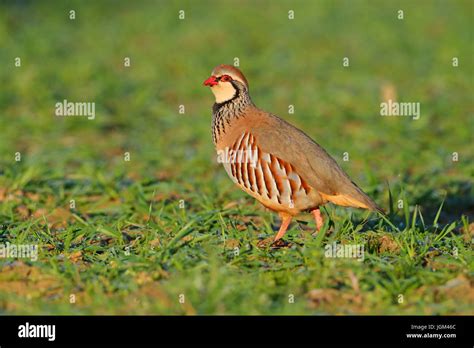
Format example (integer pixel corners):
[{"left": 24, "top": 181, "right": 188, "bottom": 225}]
[{"left": 203, "top": 64, "right": 249, "bottom": 104}]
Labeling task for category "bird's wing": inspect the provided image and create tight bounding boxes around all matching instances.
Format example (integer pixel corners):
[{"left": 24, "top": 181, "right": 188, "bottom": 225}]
[{"left": 248, "top": 110, "right": 381, "bottom": 211}]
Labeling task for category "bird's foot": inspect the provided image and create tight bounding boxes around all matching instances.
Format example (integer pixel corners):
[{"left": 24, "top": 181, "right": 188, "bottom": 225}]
[
  {"left": 271, "top": 239, "right": 291, "bottom": 249},
  {"left": 256, "top": 237, "right": 291, "bottom": 249}
]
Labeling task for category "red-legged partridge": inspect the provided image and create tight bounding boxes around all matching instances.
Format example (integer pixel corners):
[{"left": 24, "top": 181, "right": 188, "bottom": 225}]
[{"left": 204, "top": 64, "right": 381, "bottom": 242}]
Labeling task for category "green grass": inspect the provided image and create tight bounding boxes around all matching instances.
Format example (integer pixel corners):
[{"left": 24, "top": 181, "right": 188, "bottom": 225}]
[{"left": 0, "top": 0, "right": 472, "bottom": 315}]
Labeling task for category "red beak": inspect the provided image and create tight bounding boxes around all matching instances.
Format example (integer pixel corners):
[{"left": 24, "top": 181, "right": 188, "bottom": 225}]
[{"left": 203, "top": 76, "right": 218, "bottom": 87}]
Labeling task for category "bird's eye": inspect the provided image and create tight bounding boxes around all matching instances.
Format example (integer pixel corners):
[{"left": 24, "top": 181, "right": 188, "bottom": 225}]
[{"left": 220, "top": 75, "right": 232, "bottom": 82}]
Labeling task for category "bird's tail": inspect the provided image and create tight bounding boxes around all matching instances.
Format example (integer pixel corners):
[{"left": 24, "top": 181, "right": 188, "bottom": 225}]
[{"left": 350, "top": 182, "right": 385, "bottom": 215}]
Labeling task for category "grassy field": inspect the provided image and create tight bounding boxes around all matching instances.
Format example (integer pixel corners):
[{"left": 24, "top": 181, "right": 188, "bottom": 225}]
[{"left": 0, "top": 0, "right": 472, "bottom": 315}]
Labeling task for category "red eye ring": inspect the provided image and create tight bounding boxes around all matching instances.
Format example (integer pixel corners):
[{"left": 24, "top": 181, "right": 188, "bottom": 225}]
[{"left": 220, "top": 75, "right": 232, "bottom": 82}]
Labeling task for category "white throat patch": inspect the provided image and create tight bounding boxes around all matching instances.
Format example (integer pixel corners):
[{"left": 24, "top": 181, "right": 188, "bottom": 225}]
[{"left": 211, "top": 82, "right": 237, "bottom": 103}]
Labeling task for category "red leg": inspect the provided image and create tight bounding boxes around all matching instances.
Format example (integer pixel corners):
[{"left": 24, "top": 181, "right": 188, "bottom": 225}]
[
  {"left": 312, "top": 208, "right": 324, "bottom": 232},
  {"left": 274, "top": 214, "right": 292, "bottom": 241}
]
